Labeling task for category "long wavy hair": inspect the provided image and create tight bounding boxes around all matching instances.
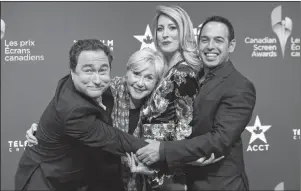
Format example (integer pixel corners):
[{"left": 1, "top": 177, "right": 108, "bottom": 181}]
[{"left": 152, "top": 5, "right": 201, "bottom": 72}]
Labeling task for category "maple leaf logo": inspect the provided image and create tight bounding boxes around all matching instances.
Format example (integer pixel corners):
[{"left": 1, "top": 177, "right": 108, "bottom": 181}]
[
  {"left": 253, "top": 126, "right": 263, "bottom": 134},
  {"left": 134, "top": 25, "right": 156, "bottom": 50},
  {"left": 143, "top": 35, "right": 153, "bottom": 44},
  {"left": 246, "top": 115, "right": 271, "bottom": 144}
]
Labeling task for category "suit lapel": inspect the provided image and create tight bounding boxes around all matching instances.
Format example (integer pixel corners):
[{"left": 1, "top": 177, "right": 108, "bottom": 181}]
[
  {"left": 102, "top": 88, "right": 114, "bottom": 125},
  {"left": 199, "top": 76, "right": 226, "bottom": 96},
  {"left": 93, "top": 93, "right": 111, "bottom": 124},
  {"left": 198, "top": 61, "right": 235, "bottom": 97},
  {"left": 96, "top": 104, "right": 111, "bottom": 124},
  {"left": 65, "top": 75, "right": 112, "bottom": 124}
]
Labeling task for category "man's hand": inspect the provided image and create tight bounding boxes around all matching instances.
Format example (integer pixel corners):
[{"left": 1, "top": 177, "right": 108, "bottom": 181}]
[
  {"left": 26, "top": 123, "right": 38, "bottom": 147},
  {"left": 136, "top": 140, "right": 160, "bottom": 165},
  {"left": 126, "top": 152, "right": 155, "bottom": 176},
  {"left": 188, "top": 153, "right": 224, "bottom": 166}
]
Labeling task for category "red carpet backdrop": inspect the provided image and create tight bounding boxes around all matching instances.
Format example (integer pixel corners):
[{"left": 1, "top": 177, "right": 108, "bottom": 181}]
[{"left": 1, "top": 2, "right": 300, "bottom": 190}]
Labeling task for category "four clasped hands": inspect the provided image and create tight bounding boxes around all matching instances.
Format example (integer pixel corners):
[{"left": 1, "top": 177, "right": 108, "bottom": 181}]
[{"left": 26, "top": 123, "right": 224, "bottom": 175}]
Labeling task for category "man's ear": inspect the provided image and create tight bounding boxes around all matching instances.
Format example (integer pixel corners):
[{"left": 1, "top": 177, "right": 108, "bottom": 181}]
[{"left": 229, "top": 39, "right": 236, "bottom": 53}]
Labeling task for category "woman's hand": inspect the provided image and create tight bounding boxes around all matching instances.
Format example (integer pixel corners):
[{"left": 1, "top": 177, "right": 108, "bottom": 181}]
[
  {"left": 26, "top": 123, "right": 38, "bottom": 147},
  {"left": 126, "top": 152, "right": 155, "bottom": 176},
  {"left": 188, "top": 153, "right": 224, "bottom": 166}
]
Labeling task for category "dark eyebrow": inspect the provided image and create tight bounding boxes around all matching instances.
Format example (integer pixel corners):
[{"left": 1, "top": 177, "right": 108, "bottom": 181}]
[
  {"left": 199, "top": 36, "right": 208, "bottom": 39},
  {"left": 82, "top": 64, "right": 93, "bottom": 67}
]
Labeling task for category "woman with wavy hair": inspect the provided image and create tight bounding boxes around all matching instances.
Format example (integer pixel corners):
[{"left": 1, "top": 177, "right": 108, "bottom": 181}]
[{"left": 128, "top": 5, "right": 202, "bottom": 191}]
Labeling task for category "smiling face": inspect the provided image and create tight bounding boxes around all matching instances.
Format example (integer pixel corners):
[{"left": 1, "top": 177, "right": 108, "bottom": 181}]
[
  {"left": 71, "top": 50, "right": 111, "bottom": 99},
  {"left": 156, "top": 15, "right": 180, "bottom": 55},
  {"left": 126, "top": 62, "right": 157, "bottom": 101},
  {"left": 198, "top": 21, "right": 236, "bottom": 68}
]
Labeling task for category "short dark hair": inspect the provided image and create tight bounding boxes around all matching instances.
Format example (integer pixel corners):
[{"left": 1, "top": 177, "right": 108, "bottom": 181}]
[
  {"left": 69, "top": 39, "right": 113, "bottom": 71},
  {"left": 198, "top": 16, "right": 235, "bottom": 43}
]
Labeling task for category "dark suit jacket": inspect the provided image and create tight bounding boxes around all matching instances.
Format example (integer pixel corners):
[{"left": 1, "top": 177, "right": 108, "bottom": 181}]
[
  {"left": 15, "top": 74, "right": 147, "bottom": 191},
  {"left": 162, "top": 61, "right": 256, "bottom": 190},
  {"left": 85, "top": 86, "right": 125, "bottom": 191}
]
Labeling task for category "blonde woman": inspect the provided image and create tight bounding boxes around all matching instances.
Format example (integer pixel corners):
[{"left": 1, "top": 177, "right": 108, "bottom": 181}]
[{"left": 130, "top": 5, "right": 201, "bottom": 191}]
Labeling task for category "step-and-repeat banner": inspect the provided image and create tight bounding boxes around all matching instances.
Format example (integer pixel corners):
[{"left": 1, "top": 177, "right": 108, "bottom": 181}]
[{"left": 1, "top": 2, "right": 300, "bottom": 190}]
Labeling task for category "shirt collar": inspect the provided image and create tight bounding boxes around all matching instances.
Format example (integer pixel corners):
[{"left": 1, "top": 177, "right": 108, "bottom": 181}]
[{"left": 205, "top": 60, "right": 232, "bottom": 78}]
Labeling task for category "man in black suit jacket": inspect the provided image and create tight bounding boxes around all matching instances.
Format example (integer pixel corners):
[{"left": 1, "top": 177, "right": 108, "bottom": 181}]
[
  {"left": 137, "top": 16, "right": 256, "bottom": 191},
  {"left": 15, "top": 39, "right": 148, "bottom": 191}
]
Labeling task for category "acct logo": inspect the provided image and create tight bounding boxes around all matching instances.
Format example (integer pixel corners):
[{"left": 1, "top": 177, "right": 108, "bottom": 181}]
[
  {"left": 245, "top": 115, "right": 271, "bottom": 151},
  {"left": 134, "top": 25, "right": 156, "bottom": 50},
  {"left": 8, "top": 140, "right": 28, "bottom": 152},
  {"left": 245, "top": 5, "right": 300, "bottom": 58}
]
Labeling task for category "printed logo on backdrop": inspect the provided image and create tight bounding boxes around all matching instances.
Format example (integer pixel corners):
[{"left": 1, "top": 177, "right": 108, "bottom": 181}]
[
  {"left": 73, "top": 40, "right": 113, "bottom": 52},
  {"left": 1, "top": 19, "right": 5, "bottom": 39},
  {"left": 245, "top": 5, "right": 300, "bottom": 58},
  {"left": 2, "top": 19, "right": 45, "bottom": 64},
  {"left": 134, "top": 25, "right": 156, "bottom": 50},
  {"left": 274, "top": 182, "right": 284, "bottom": 191},
  {"left": 292, "top": 129, "right": 300, "bottom": 140},
  {"left": 8, "top": 140, "right": 28, "bottom": 152},
  {"left": 4, "top": 40, "right": 45, "bottom": 64},
  {"left": 246, "top": 115, "right": 271, "bottom": 151},
  {"left": 193, "top": 23, "right": 203, "bottom": 42}
]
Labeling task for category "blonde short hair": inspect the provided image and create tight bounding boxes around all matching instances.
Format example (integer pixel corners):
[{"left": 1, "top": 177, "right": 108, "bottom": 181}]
[
  {"left": 152, "top": 5, "right": 201, "bottom": 71},
  {"left": 126, "top": 48, "right": 166, "bottom": 80}
]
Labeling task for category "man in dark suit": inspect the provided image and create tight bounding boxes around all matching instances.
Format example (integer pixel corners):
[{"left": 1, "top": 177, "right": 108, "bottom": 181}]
[
  {"left": 14, "top": 39, "right": 148, "bottom": 191},
  {"left": 137, "top": 16, "right": 256, "bottom": 190}
]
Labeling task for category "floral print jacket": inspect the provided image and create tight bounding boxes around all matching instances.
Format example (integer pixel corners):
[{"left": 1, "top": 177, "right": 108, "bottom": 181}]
[
  {"left": 109, "top": 60, "right": 199, "bottom": 190},
  {"left": 133, "top": 60, "right": 199, "bottom": 141},
  {"left": 110, "top": 76, "right": 132, "bottom": 133},
  {"left": 133, "top": 60, "right": 199, "bottom": 188}
]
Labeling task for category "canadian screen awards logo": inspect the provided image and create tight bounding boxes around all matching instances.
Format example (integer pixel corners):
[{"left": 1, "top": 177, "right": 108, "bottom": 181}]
[
  {"left": 245, "top": 5, "right": 300, "bottom": 58},
  {"left": 2, "top": 19, "right": 45, "bottom": 64},
  {"left": 271, "top": 5, "right": 292, "bottom": 58},
  {"left": 246, "top": 115, "right": 271, "bottom": 151},
  {"left": 4, "top": 39, "right": 45, "bottom": 63},
  {"left": 4, "top": 40, "right": 45, "bottom": 63},
  {"left": 193, "top": 23, "right": 203, "bottom": 42},
  {"left": 1, "top": 19, "right": 5, "bottom": 39},
  {"left": 292, "top": 128, "right": 300, "bottom": 140}
]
